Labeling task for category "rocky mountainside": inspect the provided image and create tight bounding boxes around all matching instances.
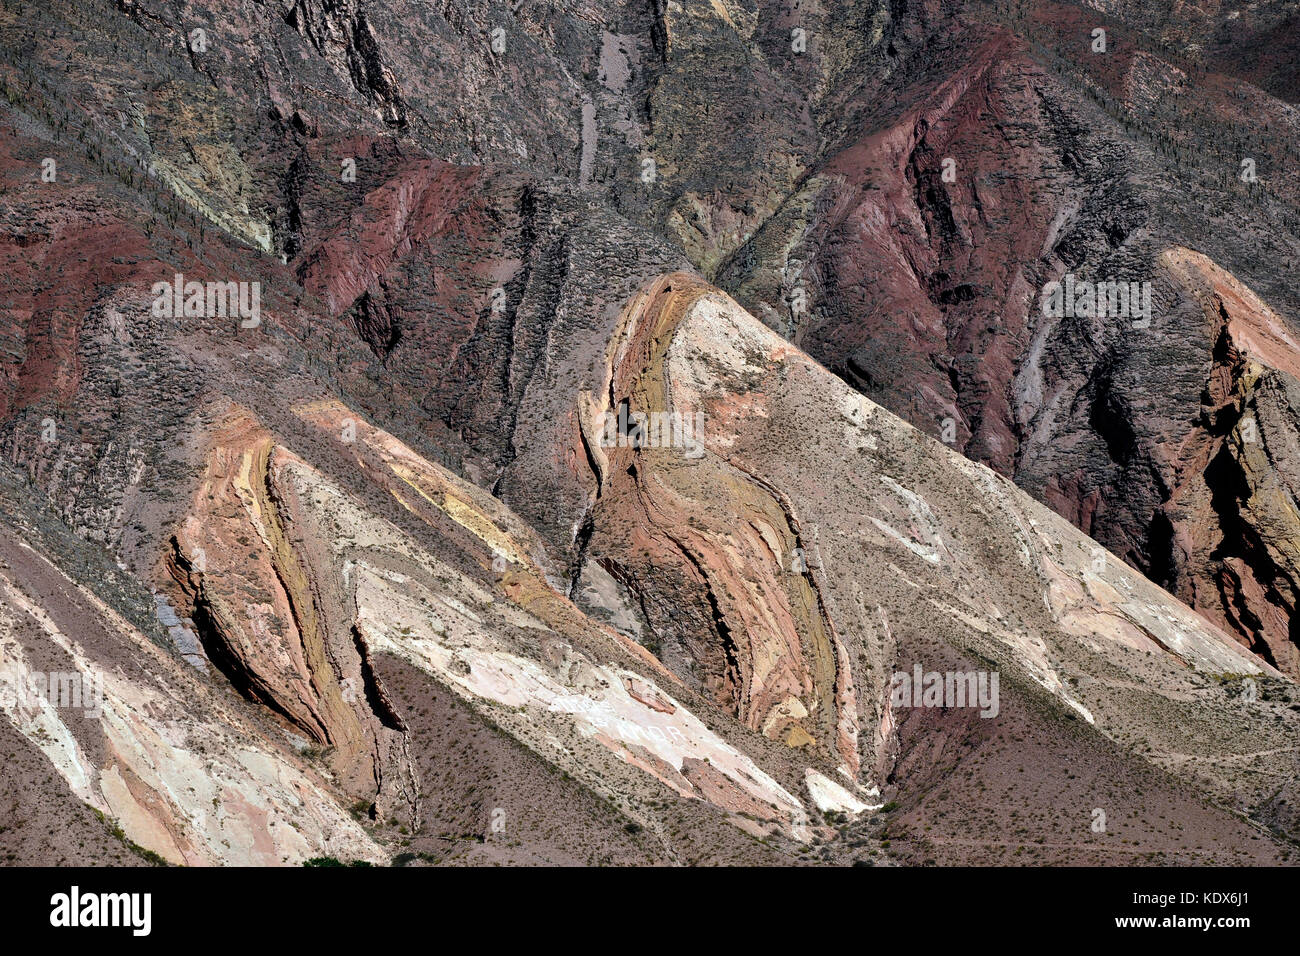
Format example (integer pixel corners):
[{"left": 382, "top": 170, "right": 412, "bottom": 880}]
[{"left": 1, "top": 0, "right": 1299, "bottom": 866}]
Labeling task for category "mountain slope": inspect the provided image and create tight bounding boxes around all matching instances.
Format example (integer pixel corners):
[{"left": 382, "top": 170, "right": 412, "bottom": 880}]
[{"left": 1, "top": 0, "right": 1299, "bottom": 867}]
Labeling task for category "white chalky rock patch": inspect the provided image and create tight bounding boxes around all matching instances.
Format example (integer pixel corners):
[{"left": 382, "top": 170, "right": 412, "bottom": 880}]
[{"left": 805, "top": 768, "right": 881, "bottom": 815}]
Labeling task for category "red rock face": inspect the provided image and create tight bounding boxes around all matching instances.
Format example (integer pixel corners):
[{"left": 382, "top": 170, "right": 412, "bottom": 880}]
[
  {"left": 799, "top": 33, "right": 1061, "bottom": 472},
  {"left": 0, "top": 133, "right": 154, "bottom": 419},
  {"left": 1145, "top": 249, "right": 1300, "bottom": 676},
  {"left": 294, "top": 152, "right": 487, "bottom": 318},
  {"left": 286, "top": 152, "right": 535, "bottom": 472}
]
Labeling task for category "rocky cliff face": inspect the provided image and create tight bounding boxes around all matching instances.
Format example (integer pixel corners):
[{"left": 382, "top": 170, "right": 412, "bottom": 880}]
[{"left": 2, "top": 0, "right": 1300, "bottom": 865}]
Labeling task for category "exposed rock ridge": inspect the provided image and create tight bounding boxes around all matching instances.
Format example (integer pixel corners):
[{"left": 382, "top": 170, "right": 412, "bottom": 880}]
[{"left": 576, "top": 273, "right": 861, "bottom": 774}]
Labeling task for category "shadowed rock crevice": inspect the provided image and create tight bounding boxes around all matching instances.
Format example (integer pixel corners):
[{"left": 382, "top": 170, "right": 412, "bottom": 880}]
[
  {"left": 349, "top": 289, "right": 403, "bottom": 363},
  {"left": 168, "top": 535, "right": 328, "bottom": 742}
]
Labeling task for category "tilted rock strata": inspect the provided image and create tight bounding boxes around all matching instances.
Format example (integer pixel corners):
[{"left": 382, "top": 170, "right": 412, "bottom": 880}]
[
  {"left": 1152, "top": 248, "right": 1300, "bottom": 676},
  {"left": 0, "top": 528, "right": 385, "bottom": 866}
]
